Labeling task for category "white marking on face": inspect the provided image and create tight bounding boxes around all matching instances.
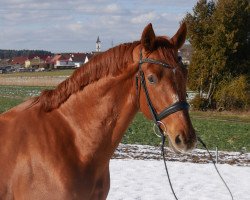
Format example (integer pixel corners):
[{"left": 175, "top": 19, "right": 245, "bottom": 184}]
[
  {"left": 171, "top": 93, "right": 179, "bottom": 103},
  {"left": 173, "top": 68, "right": 177, "bottom": 75},
  {"left": 171, "top": 67, "right": 179, "bottom": 103}
]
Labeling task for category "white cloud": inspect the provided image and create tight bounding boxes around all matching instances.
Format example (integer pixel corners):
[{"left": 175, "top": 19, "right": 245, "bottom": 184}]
[
  {"left": 131, "top": 12, "right": 158, "bottom": 24},
  {"left": 67, "top": 22, "right": 84, "bottom": 32},
  {"left": 0, "top": 0, "right": 198, "bottom": 52},
  {"left": 104, "top": 4, "right": 121, "bottom": 14},
  {"left": 161, "top": 13, "right": 186, "bottom": 22}
]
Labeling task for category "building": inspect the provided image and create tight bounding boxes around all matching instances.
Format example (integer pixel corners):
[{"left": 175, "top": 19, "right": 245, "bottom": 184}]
[
  {"left": 69, "top": 53, "right": 93, "bottom": 68},
  {"left": 96, "top": 36, "right": 101, "bottom": 52},
  {"left": 11, "top": 56, "right": 28, "bottom": 67},
  {"left": 54, "top": 54, "right": 75, "bottom": 69},
  {"left": 51, "top": 53, "right": 93, "bottom": 69},
  {"left": 24, "top": 55, "right": 50, "bottom": 68}
]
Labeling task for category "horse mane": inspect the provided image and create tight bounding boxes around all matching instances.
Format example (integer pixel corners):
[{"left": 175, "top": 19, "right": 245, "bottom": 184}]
[{"left": 38, "top": 41, "right": 140, "bottom": 112}]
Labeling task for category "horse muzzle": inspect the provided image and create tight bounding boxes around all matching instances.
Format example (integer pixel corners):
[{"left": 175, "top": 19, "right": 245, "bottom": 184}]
[{"left": 168, "top": 130, "right": 197, "bottom": 153}]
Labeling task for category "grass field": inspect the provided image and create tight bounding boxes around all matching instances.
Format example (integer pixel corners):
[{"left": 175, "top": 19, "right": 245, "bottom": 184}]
[
  {"left": 0, "top": 85, "right": 249, "bottom": 152},
  {"left": 123, "top": 112, "right": 250, "bottom": 152},
  {"left": 0, "top": 69, "right": 74, "bottom": 77},
  {"left": 0, "top": 85, "right": 53, "bottom": 112},
  {"left": 0, "top": 70, "right": 74, "bottom": 86}
]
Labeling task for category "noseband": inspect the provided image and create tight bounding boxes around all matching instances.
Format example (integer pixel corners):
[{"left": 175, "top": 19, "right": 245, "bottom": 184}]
[
  {"left": 135, "top": 51, "right": 234, "bottom": 200},
  {"left": 136, "top": 50, "right": 189, "bottom": 199},
  {"left": 136, "top": 50, "right": 189, "bottom": 126}
]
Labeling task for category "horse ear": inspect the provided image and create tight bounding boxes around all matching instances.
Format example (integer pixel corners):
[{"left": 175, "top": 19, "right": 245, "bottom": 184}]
[
  {"left": 141, "top": 23, "right": 156, "bottom": 51},
  {"left": 171, "top": 23, "right": 187, "bottom": 49}
]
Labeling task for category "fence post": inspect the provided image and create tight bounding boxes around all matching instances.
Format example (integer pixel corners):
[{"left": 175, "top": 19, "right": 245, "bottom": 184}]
[{"left": 216, "top": 147, "right": 218, "bottom": 164}]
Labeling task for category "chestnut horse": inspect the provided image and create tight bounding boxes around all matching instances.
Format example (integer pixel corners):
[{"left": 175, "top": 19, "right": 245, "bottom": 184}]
[{"left": 0, "top": 23, "right": 196, "bottom": 200}]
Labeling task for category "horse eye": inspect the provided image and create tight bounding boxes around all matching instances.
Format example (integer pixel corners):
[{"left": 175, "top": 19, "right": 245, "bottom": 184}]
[{"left": 147, "top": 74, "right": 158, "bottom": 84}]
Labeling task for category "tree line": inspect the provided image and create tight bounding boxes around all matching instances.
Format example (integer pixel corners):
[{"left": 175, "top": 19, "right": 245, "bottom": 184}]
[
  {"left": 183, "top": 0, "right": 249, "bottom": 110},
  {"left": 0, "top": 49, "right": 52, "bottom": 59}
]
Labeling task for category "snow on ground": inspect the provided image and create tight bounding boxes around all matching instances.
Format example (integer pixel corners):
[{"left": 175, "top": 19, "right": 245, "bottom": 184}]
[
  {"left": 107, "top": 144, "right": 250, "bottom": 200},
  {"left": 108, "top": 160, "right": 250, "bottom": 200},
  {"left": 113, "top": 144, "right": 250, "bottom": 166}
]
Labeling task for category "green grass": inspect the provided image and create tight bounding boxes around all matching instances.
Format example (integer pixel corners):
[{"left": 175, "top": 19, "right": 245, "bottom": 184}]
[
  {"left": 0, "top": 96, "right": 24, "bottom": 113},
  {"left": 123, "top": 112, "right": 250, "bottom": 152},
  {"left": 123, "top": 113, "right": 158, "bottom": 146},
  {"left": 0, "top": 85, "right": 53, "bottom": 98},
  {"left": 191, "top": 117, "right": 249, "bottom": 152},
  {"left": 0, "top": 85, "right": 53, "bottom": 113},
  {"left": 1, "top": 85, "right": 249, "bottom": 152}
]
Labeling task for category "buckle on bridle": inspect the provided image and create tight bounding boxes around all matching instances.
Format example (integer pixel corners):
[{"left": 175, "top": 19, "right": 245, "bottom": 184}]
[{"left": 153, "top": 121, "right": 167, "bottom": 138}]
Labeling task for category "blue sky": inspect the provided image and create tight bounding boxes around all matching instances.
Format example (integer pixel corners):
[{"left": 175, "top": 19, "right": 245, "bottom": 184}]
[{"left": 0, "top": 0, "right": 198, "bottom": 53}]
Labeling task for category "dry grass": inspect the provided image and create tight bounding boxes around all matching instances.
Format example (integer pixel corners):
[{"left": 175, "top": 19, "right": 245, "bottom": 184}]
[
  {"left": 0, "top": 70, "right": 74, "bottom": 86},
  {"left": 0, "top": 76, "right": 67, "bottom": 86},
  {"left": 190, "top": 110, "right": 250, "bottom": 123}
]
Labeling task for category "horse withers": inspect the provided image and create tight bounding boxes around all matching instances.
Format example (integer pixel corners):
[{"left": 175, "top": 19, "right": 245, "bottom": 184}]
[{"left": 0, "top": 23, "right": 196, "bottom": 199}]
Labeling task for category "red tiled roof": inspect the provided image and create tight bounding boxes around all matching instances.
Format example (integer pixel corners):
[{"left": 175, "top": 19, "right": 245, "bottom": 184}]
[
  {"left": 50, "top": 54, "right": 62, "bottom": 64},
  {"left": 45, "top": 56, "right": 53, "bottom": 63},
  {"left": 49, "top": 53, "right": 94, "bottom": 64},
  {"left": 11, "top": 56, "right": 28, "bottom": 65},
  {"left": 28, "top": 55, "right": 51, "bottom": 61},
  {"left": 58, "top": 54, "right": 71, "bottom": 61}
]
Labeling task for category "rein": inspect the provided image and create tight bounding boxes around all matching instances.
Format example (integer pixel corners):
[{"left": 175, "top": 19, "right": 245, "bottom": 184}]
[
  {"left": 160, "top": 136, "right": 234, "bottom": 200},
  {"left": 136, "top": 50, "right": 234, "bottom": 200}
]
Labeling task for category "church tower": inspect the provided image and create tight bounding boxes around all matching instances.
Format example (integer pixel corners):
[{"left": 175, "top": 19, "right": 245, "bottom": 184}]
[{"left": 96, "top": 36, "right": 101, "bottom": 52}]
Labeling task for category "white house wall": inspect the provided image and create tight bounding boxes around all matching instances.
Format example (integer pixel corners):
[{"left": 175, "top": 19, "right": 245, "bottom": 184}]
[{"left": 55, "top": 60, "right": 75, "bottom": 68}]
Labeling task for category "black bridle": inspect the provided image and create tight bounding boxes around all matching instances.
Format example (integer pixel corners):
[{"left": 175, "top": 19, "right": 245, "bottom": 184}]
[
  {"left": 136, "top": 50, "right": 188, "bottom": 199},
  {"left": 136, "top": 50, "right": 189, "bottom": 125},
  {"left": 135, "top": 50, "right": 234, "bottom": 200}
]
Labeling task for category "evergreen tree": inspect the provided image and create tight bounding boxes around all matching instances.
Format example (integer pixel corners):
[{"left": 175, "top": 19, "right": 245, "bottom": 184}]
[
  {"left": 212, "top": 0, "right": 249, "bottom": 77},
  {"left": 0, "top": 49, "right": 52, "bottom": 59},
  {"left": 183, "top": 0, "right": 249, "bottom": 110},
  {"left": 183, "top": 0, "right": 215, "bottom": 97}
]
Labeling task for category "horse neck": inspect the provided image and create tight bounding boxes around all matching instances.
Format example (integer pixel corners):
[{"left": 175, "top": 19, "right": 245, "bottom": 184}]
[{"left": 58, "top": 63, "right": 139, "bottom": 163}]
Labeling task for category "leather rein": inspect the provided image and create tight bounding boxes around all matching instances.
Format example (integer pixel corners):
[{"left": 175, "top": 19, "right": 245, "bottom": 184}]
[
  {"left": 135, "top": 50, "right": 188, "bottom": 199},
  {"left": 135, "top": 50, "right": 234, "bottom": 200}
]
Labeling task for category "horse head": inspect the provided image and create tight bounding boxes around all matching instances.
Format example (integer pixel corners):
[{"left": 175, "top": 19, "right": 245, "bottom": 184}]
[{"left": 134, "top": 23, "right": 197, "bottom": 153}]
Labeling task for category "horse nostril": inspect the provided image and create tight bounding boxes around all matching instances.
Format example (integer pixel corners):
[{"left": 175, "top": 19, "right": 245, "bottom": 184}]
[{"left": 175, "top": 135, "right": 182, "bottom": 145}]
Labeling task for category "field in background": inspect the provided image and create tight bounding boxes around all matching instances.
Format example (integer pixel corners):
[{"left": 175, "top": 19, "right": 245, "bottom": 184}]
[
  {"left": 0, "top": 70, "right": 74, "bottom": 77},
  {"left": 0, "top": 85, "right": 249, "bottom": 152},
  {"left": 0, "top": 85, "right": 53, "bottom": 112},
  {"left": 0, "top": 70, "right": 73, "bottom": 86},
  {"left": 123, "top": 112, "right": 250, "bottom": 152}
]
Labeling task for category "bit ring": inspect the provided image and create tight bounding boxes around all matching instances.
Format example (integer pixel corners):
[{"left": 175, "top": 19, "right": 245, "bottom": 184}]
[{"left": 153, "top": 121, "right": 167, "bottom": 138}]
